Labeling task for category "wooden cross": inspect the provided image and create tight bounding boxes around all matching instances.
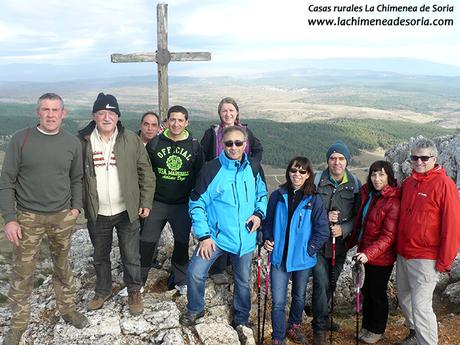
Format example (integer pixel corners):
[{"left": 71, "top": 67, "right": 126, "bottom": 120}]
[{"left": 111, "top": 3, "right": 211, "bottom": 119}]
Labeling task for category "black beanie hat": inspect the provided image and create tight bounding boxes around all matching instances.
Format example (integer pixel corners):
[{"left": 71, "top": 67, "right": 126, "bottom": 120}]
[
  {"left": 326, "top": 140, "right": 351, "bottom": 165},
  {"left": 92, "top": 92, "right": 121, "bottom": 116}
]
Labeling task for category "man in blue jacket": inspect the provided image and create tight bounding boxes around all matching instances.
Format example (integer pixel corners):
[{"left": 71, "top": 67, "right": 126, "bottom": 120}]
[{"left": 180, "top": 125, "right": 268, "bottom": 327}]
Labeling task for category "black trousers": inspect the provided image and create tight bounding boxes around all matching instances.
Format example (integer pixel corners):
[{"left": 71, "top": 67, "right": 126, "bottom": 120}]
[
  {"left": 361, "top": 264, "right": 394, "bottom": 334},
  {"left": 139, "top": 201, "right": 191, "bottom": 286}
]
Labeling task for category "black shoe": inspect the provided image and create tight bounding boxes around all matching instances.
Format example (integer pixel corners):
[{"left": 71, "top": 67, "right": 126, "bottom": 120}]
[
  {"left": 179, "top": 310, "right": 205, "bottom": 326},
  {"left": 230, "top": 319, "right": 254, "bottom": 329},
  {"left": 151, "top": 259, "right": 162, "bottom": 269},
  {"left": 395, "top": 329, "right": 417, "bottom": 345}
]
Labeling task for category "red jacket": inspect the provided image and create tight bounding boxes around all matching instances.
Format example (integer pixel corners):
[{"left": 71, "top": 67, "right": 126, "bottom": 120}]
[
  {"left": 349, "top": 184, "right": 400, "bottom": 266},
  {"left": 397, "top": 165, "right": 460, "bottom": 272}
]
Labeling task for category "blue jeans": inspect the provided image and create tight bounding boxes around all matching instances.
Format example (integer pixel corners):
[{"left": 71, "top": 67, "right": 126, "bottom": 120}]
[
  {"left": 87, "top": 211, "right": 142, "bottom": 296},
  {"left": 187, "top": 245, "right": 252, "bottom": 325},
  {"left": 311, "top": 251, "right": 346, "bottom": 331},
  {"left": 271, "top": 262, "right": 311, "bottom": 341}
]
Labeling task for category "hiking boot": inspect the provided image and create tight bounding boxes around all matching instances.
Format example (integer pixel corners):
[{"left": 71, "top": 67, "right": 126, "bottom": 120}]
[
  {"left": 3, "top": 328, "right": 25, "bottom": 345},
  {"left": 286, "top": 323, "right": 307, "bottom": 344},
  {"left": 61, "top": 310, "right": 89, "bottom": 329},
  {"left": 179, "top": 310, "right": 205, "bottom": 326},
  {"left": 175, "top": 284, "right": 187, "bottom": 295},
  {"left": 361, "top": 330, "right": 383, "bottom": 344},
  {"left": 151, "top": 259, "right": 162, "bottom": 269},
  {"left": 211, "top": 272, "right": 229, "bottom": 285},
  {"left": 313, "top": 331, "right": 327, "bottom": 345},
  {"left": 128, "top": 290, "right": 144, "bottom": 316},
  {"left": 87, "top": 294, "right": 110, "bottom": 311},
  {"left": 230, "top": 319, "right": 254, "bottom": 329},
  {"left": 118, "top": 286, "right": 144, "bottom": 297},
  {"left": 358, "top": 328, "right": 370, "bottom": 340},
  {"left": 394, "top": 329, "right": 417, "bottom": 345}
]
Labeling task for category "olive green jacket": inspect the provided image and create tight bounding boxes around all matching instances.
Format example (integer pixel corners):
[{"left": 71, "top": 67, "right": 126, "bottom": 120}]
[{"left": 78, "top": 121, "right": 155, "bottom": 223}]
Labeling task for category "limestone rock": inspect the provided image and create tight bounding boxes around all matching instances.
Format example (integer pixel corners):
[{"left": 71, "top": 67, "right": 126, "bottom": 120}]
[{"left": 195, "top": 322, "right": 240, "bottom": 345}]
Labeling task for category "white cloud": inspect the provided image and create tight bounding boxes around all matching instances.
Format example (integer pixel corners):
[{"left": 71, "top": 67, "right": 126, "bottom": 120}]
[{"left": 0, "top": 0, "right": 459, "bottom": 67}]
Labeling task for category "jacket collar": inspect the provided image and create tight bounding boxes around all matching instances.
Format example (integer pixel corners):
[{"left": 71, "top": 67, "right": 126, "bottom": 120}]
[
  {"left": 219, "top": 150, "right": 249, "bottom": 170},
  {"left": 362, "top": 183, "right": 400, "bottom": 199},
  {"left": 411, "top": 164, "right": 444, "bottom": 182},
  {"left": 319, "top": 168, "right": 353, "bottom": 187},
  {"left": 78, "top": 120, "right": 124, "bottom": 141}
]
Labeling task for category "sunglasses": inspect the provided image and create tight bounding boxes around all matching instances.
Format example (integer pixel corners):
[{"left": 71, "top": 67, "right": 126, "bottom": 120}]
[
  {"left": 289, "top": 168, "right": 308, "bottom": 175},
  {"left": 224, "top": 140, "right": 245, "bottom": 147},
  {"left": 410, "top": 155, "right": 433, "bottom": 162}
]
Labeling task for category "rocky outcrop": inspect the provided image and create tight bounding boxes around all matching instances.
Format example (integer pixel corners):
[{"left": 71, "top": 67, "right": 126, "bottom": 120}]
[
  {"left": 0, "top": 227, "right": 252, "bottom": 345},
  {"left": 2, "top": 133, "right": 460, "bottom": 344},
  {"left": 385, "top": 134, "right": 460, "bottom": 187}
]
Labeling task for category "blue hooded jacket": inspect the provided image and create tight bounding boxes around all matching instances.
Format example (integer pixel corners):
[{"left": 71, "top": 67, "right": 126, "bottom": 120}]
[
  {"left": 263, "top": 188, "right": 329, "bottom": 272},
  {"left": 189, "top": 151, "right": 268, "bottom": 256}
]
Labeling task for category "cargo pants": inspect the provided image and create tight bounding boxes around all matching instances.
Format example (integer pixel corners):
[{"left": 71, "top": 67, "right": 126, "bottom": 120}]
[{"left": 8, "top": 209, "right": 78, "bottom": 331}]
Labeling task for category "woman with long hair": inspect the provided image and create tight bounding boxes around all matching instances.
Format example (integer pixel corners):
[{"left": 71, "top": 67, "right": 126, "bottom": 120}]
[
  {"left": 200, "top": 97, "right": 263, "bottom": 163},
  {"left": 263, "top": 156, "right": 329, "bottom": 345},
  {"left": 348, "top": 160, "right": 400, "bottom": 344},
  {"left": 201, "top": 97, "right": 263, "bottom": 284}
]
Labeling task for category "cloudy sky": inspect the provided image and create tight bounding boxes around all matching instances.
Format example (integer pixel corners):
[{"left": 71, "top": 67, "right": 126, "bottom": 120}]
[{"left": 0, "top": 0, "right": 459, "bottom": 71}]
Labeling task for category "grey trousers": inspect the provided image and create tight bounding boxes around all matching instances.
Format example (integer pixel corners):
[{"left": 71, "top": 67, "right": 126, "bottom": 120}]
[{"left": 396, "top": 255, "right": 439, "bottom": 345}]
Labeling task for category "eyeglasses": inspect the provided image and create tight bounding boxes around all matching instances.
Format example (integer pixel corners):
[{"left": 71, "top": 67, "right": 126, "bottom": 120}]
[
  {"left": 289, "top": 168, "right": 308, "bottom": 175},
  {"left": 224, "top": 140, "right": 245, "bottom": 147},
  {"left": 410, "top": 155, "right": 434, "bottom": 162}
]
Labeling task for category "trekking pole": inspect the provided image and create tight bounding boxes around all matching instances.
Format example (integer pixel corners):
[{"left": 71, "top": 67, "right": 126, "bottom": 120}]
[
  {"left": 256, "top": 230, "right": 263, "bottom": 345},
  {"left": 329, "top": 207, "right": 339, "bottom": 345},
  {"left": 330, "top": 235, "right": 336, "bottom": 345},
  {"left": 261, "top": 254, "right": 271, "bottom": 345},
  {"left": 352, "top": 257, "right": 365, "bottom": 345}
]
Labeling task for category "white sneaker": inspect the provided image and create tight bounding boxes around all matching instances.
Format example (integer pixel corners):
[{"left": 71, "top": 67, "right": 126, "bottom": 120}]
[
  {"left": 358, "top": 328, "right": 369, "bottom": 340},
  {"left": 361, "top": 330, "right": 383, "bottom": 344},
  {"left": 175, "top": 284, "right": 187, "bottom": 295},
  {"left": 118, "top": 286, "right": 144, "bottom": 297}
]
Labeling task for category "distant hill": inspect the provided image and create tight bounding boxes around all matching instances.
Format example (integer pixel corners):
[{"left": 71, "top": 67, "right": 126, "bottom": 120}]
[
  {"left": 0, "top": 104, "right": 454, "bottom": 167},
  {"left": 0, "top": 57, "right": 459, "bottom": 83}
]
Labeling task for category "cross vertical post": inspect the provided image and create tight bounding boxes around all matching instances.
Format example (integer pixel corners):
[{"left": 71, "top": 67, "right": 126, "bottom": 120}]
[{"left": 111, "top": 3, "right": 211, "bottom": 120}]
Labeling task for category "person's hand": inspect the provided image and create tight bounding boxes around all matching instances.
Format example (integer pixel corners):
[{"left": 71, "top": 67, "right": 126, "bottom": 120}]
[
  {"left": 70, "top": 208, "right": 80, "bottom": 218},
  {"left": 330, "top": 224, "right": 342, "bottom": 238},
  {"left": 328, "top": 210, "right": 340, "bottom": 224},
  {"left": 138, "top": 208, "right": 150, "bottom": 218},
  {"left": 196, "top": 238, "right": 216, "bottom": 260},
  {"left": 355, "top": 252, "right": 368, "bottom": 264},
  {"left": 263, "top": 240, "right": 274, "bottom": 253},
  {"left": 246, "top": 215, "right": 261, "bottom": 233},
  {"left": 4, "top": 221, "right": 22, "bottom": 247}
]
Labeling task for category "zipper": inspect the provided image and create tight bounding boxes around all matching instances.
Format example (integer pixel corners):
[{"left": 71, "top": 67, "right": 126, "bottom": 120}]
[
  {"left": 298, "top": 211, "right": 303, "bottom": 229},
  {"left": 231, "top": 183, "right": 237, "bottom": 205},
  {"left": 244, "top": 181, "right": 248, "bottom": 202}
]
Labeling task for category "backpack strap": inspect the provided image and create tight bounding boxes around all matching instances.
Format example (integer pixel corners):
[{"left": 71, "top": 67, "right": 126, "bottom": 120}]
[
  {"left": 314, "top": 172, "right": 321, "bottom": 188},
  {"left": 21, "top": 127, "right": 30, "bottom": 151},
  {"left": 352, "top": 174, "right": 360, "bottom": 194}
]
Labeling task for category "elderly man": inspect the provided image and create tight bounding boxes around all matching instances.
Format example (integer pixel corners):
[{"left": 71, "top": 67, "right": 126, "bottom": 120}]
[
  {"left": 0, "top": 93, "right": 88, "bottom": 345},
  {"left": 180, "top": 125, "right": 268, "bottom": 327},
  {"left": 395, "top": 138, "right": 460, "bottom": 345},
  {"left": 78, "top": 92, "right": 154, "bottom": 316}
]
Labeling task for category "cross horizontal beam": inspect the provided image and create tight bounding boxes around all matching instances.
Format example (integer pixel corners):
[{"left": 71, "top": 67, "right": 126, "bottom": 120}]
[{"left": 111, "top": 52, "right": 211, "bottom": 63}]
